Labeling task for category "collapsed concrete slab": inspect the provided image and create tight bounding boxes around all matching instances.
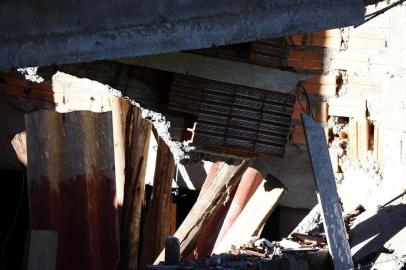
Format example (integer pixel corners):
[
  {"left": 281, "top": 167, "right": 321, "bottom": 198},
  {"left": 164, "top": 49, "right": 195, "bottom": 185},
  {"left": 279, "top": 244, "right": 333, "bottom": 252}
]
[{"left": 0, "top": 1, "right": 365, "bottom": 70}]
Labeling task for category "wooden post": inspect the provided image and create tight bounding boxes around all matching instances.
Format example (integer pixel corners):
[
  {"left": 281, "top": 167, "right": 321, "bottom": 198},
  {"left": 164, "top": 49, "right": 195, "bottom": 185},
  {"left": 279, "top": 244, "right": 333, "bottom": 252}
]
[
  {"left": 119, "top": 106, "right": 152, "bottom": 270},
  {"left": 212, "top": 176, "right": 287, "bottom": 254},
  {"left": 154, "top": 159, "right": 251, "bottom": 264},
  {"left": 111, "top": 97, "right": 127, "bottom": 207},
  {"left": 165, "top": 237, "right": 180, "bottom": 265},
  {"left": 301, "top": 113, "right": 353, "bottom": 270},
  {"left": 140, "top": 137, "right": 175, "bottom": 265}
]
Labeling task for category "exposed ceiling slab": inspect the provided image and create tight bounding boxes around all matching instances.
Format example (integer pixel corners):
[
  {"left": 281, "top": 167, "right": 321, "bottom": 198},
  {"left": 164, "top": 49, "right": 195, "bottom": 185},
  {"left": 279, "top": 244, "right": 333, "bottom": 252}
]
[
  {"left": 122, "top": 52, "right": 308, "bottom": 94},
  {"left": 0, "top": 0, "right": 365, "bottom": 70}
]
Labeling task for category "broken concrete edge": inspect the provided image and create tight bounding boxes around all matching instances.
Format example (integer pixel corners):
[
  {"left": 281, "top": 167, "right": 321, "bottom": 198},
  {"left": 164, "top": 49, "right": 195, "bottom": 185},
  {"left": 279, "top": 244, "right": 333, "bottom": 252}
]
[
  {"left": 0, "top": 0, "right": 365, "bottom": 70},
  {"left": 15, "top": 69, "right": 194, "bottom": 163},
  {"left": 15, "top": 65, "right": 292, "bottom": 164}
]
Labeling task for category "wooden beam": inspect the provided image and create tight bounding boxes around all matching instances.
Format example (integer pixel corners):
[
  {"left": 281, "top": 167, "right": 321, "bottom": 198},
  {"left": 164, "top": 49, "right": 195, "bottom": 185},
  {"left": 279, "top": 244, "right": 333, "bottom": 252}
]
[
  {"left": 212, "top": 175, "right": 287, "bottom": 254},
  {"left": 140, "top": 137, "right": 176, "bottom": 265},
  {"left": 212, "top": 167, "right": 263, "bottom": 251},
  {"left": 301, "top": 113, "right": 353, "bottom": 270},
  {"left": 154, "top": 159, "right": 251, "bottom": 264},
  {"left": 111, "top": 97, "right": 127, "bottom": 207},
  {"left": 119, "top": 107, "right": 152, "bottom": 270}
]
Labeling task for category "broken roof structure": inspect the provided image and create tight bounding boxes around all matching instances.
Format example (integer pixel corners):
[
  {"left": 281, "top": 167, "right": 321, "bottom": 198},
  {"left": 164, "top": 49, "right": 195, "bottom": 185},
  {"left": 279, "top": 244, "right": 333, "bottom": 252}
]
[{"left": 2, "top": 1, "right": 406, "bottom": 270}]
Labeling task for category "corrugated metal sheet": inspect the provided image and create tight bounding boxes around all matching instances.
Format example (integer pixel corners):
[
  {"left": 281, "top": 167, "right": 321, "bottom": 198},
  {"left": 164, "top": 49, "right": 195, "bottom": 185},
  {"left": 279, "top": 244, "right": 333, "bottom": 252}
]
[
  {"left": 25, "top": 111, "right": 119, "bottom": 270},
  {"left": 168, "top": 75, "right": 295, "bottom": 157}
]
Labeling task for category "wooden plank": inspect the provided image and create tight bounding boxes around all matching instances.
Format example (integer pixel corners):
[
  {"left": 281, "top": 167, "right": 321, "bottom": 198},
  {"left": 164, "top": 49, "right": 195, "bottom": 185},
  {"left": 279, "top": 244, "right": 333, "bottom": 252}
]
[
  {"left": 301, "top": 113, "right": 353, "bottom": 270},
  {"left": 119, "top": 106, "right": 152, "bottom": 269},
  {"left": 358, "top": 119, "right": 370, "bottom": 161},
  {"left": 154, "top": 159, "right": 251, "bottom": 264},
  {"left": 141, "top": 137, "right": 176, "bottom": 265},
  {"left": 111, "top": 97, "right": 126, "bottom": 207},
  {"left": 11, "top": 131, "right": 27, "bottom": 166},
  {"left": 349, "top": 119, "right": 359, "bottom": 160},
  {"left": 26, "top": 230, "right": 58, "bottom": 270},
  {"left": 212, "top": 176, "right": 286, "bottom": 254}
]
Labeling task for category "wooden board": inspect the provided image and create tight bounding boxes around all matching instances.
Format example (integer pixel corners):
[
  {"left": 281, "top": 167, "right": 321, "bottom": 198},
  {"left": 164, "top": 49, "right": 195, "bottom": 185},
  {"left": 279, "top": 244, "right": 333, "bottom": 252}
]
[
  {"left": 154, "top": 160, "right": 251, "bottom": 264},
  {"left": 213, "top": 176, "right": 286, "bottom": 254}
]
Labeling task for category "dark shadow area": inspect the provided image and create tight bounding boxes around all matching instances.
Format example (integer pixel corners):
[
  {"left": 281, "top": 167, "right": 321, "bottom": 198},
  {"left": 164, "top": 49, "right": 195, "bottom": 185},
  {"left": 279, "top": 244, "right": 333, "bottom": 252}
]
[
  {"left": 350, "top": 204, "right": 406, "bottom": 268},
  {"left": 0, "top": 169, "right": 29, "bottom": 270}
]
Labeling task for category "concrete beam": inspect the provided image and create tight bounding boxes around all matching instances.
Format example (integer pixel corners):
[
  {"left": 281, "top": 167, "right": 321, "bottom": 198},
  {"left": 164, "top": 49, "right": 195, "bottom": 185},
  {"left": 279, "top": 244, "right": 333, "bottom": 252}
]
[
  {"left": 302, "top": 113, "right": 353, "bottom": 270},
  {"left": 122, "top": 52, "right": 308, "bottom": 93},
  {"left": 0, "top": 0, "right": 365, "bottom": 70}
]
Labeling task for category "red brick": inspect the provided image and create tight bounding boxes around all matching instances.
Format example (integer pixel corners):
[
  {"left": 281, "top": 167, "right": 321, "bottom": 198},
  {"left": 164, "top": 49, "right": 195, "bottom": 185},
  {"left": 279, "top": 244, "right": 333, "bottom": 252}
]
[
  {"left": 303, "top": 75, "right": 337, "bottom": 96},
  {"left": 286, "top": 30, "right": 342, "bottom": 49},
  {"left": 288, "top": 50, "right": 323, "bottom": 71},
  {"left": 291, "top": 125, "right": 307, "bottom": 145}
]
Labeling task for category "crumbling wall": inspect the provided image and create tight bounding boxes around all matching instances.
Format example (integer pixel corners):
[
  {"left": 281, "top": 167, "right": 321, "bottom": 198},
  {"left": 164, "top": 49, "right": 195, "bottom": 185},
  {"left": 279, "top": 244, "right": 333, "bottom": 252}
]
[{"left": 324, "top": 2, "right": 406, "bottom": 212}]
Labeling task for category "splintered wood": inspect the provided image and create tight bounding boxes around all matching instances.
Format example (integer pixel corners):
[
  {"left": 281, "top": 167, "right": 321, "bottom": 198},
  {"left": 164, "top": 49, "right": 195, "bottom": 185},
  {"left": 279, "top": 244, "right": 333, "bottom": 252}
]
[
  {"left": 11, "top": 131, "right": 27, "bottom": 166},
  {"left": 154, "top": 160, "right": 251, "bottom": 264},
  {"left": 141, "top": 137, "right": 176, "bottom": 265},
  {"left": 213, "top": 176, "right": 287, "bottom": 254},
  {"left": 119, "top": 107, "right": 152, "bottom": 270}
]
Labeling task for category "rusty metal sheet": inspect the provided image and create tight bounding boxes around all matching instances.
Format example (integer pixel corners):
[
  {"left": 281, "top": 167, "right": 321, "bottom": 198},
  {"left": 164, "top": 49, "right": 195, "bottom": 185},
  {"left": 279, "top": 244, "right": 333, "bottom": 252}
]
[{"left": 25, "top": 111, "right": 119, "bottom": 270}]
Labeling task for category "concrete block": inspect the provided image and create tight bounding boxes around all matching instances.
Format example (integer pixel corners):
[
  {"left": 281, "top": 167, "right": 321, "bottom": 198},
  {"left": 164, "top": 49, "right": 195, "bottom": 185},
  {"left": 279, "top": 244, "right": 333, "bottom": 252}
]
[
  {"left": 349, "top": 119, "right": 358, "bottom": 160},
  {"left": 346, "top": 75, "right": 382, "bottom": 96},
  {"left": 328, "top": 97, "right": 366, "bottom": 119},
  {"left": 286, "top": 29, "right": 342, "bottom": 49},
  {"left": 348, "top": 30, "right": 386, "bottom": 51},
  {"left": 369, "top": 55, "right": 389, "bottom": 74},
  {"left": 330, "top": 51, "right": 369, "bottom": 72}
]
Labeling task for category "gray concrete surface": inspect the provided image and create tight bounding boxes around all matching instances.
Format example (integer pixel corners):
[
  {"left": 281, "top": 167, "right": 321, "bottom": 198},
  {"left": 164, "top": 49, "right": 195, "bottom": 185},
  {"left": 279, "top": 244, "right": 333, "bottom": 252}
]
[
  {"left": 0, "top": 0, "right": 365, "bottom": 70},
  {"left": 122, "top": 52, "right": 307, "bottom": 94},
  {"left": 253, "top": 145, "right": 318, "bottom": 210}
]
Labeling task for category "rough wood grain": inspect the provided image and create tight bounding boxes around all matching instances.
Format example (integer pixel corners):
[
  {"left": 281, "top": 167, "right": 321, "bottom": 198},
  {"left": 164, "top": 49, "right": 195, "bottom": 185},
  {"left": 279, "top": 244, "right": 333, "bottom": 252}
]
[
  {"left": 11, "top": 131, "right": 27, "bottom": 166},
  {"left": 141, "top": 137, "right": 176, "bottom": 265},
  {"left": 154, "top": 159, "right": 251, "bottom": 264},
  {"left": 119, "top": 107, "right": 152, "bottom": 270},
  {"left": 213, "top": 176, "right": 287, "bottom": 254}
]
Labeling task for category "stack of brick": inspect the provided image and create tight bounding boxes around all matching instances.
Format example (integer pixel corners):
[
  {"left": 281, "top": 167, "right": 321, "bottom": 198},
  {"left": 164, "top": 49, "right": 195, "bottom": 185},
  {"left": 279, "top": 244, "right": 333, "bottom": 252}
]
[
  {"left": 281, "top": 15, "right": 387, "bottom": 162},
  {"left": 282, "top": 30, "right": 342, "bottom": 145},
  {"left": 326, "top": 14, "right": 387, "bottom": 162}
]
